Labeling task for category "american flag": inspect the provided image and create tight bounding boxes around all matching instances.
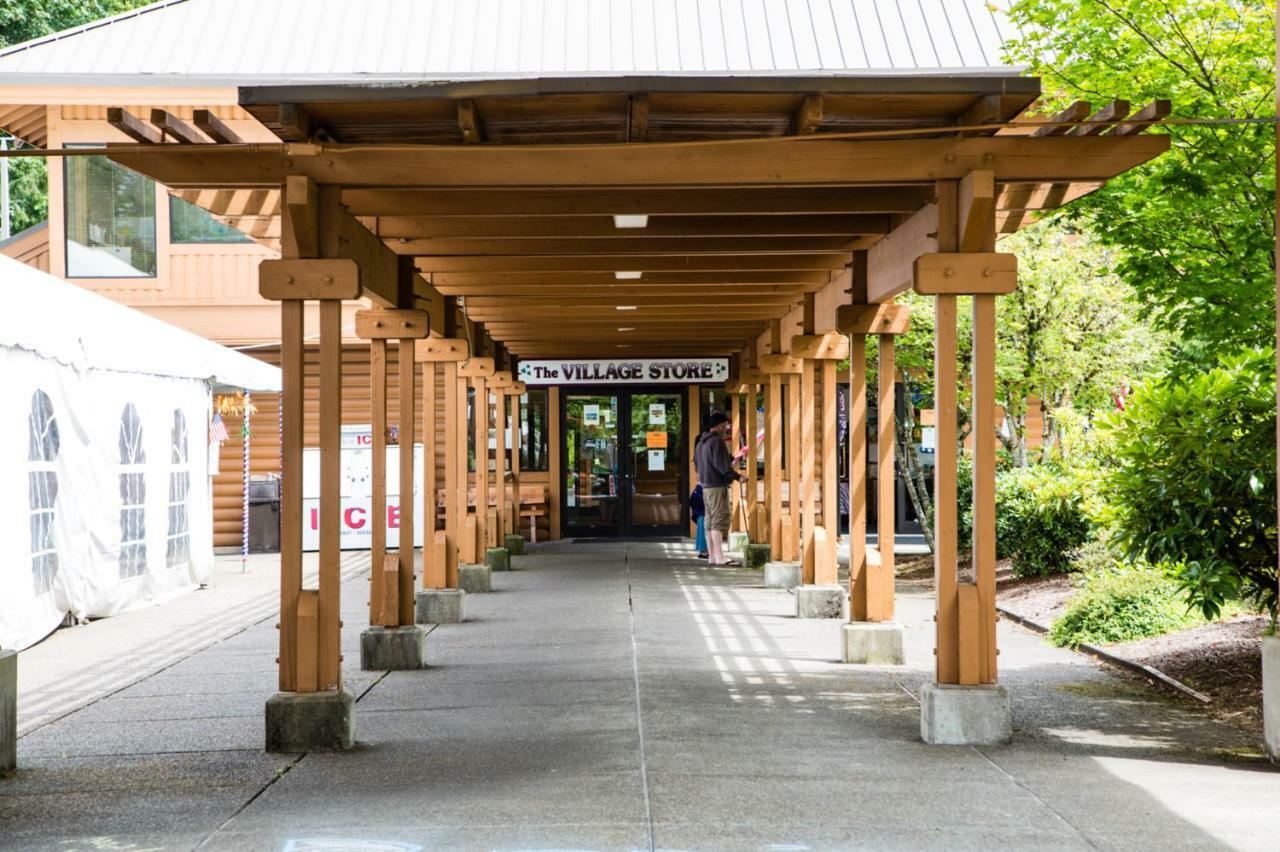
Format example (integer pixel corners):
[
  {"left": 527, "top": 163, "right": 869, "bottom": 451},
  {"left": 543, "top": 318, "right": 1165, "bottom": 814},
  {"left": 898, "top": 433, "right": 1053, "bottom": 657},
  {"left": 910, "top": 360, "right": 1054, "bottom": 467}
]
[{"left": 209, "top": 412, "right": 230, "bottom": 443}]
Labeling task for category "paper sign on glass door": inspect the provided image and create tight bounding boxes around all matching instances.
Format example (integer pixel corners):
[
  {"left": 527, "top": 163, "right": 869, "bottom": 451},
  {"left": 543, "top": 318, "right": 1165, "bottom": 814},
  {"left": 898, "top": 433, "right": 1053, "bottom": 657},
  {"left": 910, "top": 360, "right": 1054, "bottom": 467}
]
[
  {"left": 583, "top": 404, "right": 600, "bottom": 426},
  {"left": 648, "top": 403, "right": 666, "bottom": 425},
  {"left": 647, "top": 449, "right": 665, "bottom": 471}
]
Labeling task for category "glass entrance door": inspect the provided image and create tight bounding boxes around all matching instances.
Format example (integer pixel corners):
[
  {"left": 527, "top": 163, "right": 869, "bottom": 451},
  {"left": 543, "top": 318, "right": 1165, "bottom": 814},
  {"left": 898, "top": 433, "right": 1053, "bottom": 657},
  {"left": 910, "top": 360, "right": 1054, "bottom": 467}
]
[{"left": 563, "top": 390, "right": 686, "bottom": 537}]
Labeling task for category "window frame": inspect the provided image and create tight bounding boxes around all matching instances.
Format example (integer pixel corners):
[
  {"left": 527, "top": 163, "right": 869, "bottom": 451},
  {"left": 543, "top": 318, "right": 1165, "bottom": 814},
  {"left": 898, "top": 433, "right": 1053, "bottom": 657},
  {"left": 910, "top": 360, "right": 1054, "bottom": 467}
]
[
  {"left": 167, "top": 194, "right": 253, "bottom": 245},
  {"left": 62, "top": 146, "right": 160, "bottom": 280}
]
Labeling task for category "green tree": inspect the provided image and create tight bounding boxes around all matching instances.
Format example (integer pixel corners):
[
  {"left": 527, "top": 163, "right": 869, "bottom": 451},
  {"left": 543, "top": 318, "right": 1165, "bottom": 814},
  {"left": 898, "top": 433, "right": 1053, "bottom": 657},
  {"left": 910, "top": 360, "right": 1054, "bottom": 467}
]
[
  {"left": 996, "top": 222, "right": 1171, "bottom": 464},
  {"left": 1101, "top": 348, "right": 1278, "bottom": 621},
  {"left": 1006, "top": 0, "right": 1276, "bottom": 364},
  {"left": 0, "top": 0, "right": 157, "bottom": 232}
]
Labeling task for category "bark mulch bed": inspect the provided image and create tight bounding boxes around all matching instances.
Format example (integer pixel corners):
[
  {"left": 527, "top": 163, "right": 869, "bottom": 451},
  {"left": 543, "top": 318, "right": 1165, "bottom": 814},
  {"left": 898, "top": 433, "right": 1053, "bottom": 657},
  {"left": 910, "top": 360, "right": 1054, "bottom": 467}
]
[{"left": 1108, "top": 615, "right": 1269, "bottom": 734}]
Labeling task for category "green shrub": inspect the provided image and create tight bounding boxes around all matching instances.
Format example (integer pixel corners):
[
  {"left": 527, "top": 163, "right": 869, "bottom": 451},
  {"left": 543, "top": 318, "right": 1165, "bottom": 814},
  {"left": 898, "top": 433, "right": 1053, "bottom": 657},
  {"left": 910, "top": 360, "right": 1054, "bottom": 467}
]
[
  {"left": 1049, "top": 565, "right": 1198, "bottom": 647},
  {"left": 1101, "top": 348, "right": 1277, "bottom": 620},
  {"left": 996, "top": 465, "right": 1093, "bottom": 578}
]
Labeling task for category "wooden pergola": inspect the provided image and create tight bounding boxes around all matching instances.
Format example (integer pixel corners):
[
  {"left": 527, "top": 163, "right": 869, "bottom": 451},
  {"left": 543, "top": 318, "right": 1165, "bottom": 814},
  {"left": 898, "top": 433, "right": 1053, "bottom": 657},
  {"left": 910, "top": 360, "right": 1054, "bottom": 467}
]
[{"left": 83, "top": 77, "right": 1167, "bottom": 745}]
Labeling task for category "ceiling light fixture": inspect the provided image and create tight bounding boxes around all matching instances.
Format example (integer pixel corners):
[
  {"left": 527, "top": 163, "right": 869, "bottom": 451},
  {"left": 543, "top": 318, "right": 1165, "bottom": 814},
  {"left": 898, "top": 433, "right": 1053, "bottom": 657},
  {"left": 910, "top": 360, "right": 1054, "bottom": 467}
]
[
  {"left": 614, "top": 271, "right": 642, "bottom": 280},
  {"left": 617, "top": 327, "right": 635, "bottom": 332},
  {"left": 616, "top": 305, "right": 638, "bottom": 311},
  {"left": 613, "top": 214, "right": 649, "bottom": 229}
]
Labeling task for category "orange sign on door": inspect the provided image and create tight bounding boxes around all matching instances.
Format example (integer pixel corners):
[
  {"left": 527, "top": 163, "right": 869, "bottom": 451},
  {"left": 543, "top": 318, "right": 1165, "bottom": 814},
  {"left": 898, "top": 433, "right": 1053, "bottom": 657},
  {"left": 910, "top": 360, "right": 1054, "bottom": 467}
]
[{"left": 646, "top": 430, "right": 668, "bottom": 448}]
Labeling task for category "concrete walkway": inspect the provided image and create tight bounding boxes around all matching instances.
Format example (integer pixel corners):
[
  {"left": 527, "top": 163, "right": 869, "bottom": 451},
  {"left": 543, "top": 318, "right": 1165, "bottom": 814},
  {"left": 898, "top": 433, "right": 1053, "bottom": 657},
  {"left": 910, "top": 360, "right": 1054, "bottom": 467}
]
[{"left": 3, "top": 541, "right": 1278, "bottom": 851}]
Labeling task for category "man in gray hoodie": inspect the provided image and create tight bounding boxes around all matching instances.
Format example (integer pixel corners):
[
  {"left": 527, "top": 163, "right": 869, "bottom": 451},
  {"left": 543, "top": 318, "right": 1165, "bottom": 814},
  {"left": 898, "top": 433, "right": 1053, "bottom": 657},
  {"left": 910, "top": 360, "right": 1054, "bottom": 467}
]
[{"left": 694, "top": 411, "right": 744, "bottom": 566}]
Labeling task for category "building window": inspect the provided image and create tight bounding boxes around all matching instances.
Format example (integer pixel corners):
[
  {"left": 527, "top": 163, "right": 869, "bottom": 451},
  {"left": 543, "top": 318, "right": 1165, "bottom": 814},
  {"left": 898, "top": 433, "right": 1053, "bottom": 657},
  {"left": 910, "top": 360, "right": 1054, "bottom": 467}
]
[
  {"left": 28, "top": 390, "right": 59, "bottom": 596},
  {"left": 520, "top": 389, "right": 549, "bottom": 472},
  {"left": 166, "top": 409, "right": 191, "bottom": 570},
  {"left": 119, "top": 403, "right": 147, "bottom": 577},
  {"left": 65, "top": 154, "right": 157, "bottom": 277},
  {"left": 169, "top": 196, "right": 252, "bottom": 244}
]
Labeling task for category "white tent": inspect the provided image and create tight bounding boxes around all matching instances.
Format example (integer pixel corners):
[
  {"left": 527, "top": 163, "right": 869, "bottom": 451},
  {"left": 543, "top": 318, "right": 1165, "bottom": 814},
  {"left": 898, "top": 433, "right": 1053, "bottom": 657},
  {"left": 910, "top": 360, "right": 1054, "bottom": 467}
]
[{"left": 0, "top": 255, "right": 280, "bottom": 650}]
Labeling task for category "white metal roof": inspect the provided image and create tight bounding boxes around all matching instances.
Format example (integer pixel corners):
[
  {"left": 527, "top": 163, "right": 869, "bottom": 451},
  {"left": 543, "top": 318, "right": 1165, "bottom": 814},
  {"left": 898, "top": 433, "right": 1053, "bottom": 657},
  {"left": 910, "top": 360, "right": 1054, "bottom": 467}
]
[
  {"left": 1, "top": 255, "right": 280, "bottom": 392},
  {"left": 0, "top": 0, "right": 1021, "bottom": 86}
]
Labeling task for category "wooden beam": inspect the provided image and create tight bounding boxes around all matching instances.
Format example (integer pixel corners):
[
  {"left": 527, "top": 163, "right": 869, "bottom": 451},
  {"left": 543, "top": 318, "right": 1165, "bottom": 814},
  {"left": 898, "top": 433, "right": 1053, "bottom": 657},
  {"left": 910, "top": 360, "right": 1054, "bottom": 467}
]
[
  {"left": 1067, "top": 100, "right": 1130, "bottom": 137},
  {"left": 107, "top": 107, "right": 162, "bottom": 144},
  {"left": 416, "top": 254, "right": 852, "bottom": 273},
  {"left": 278, "top": 300, "right": 303, "bottom": 692},
  {"left": 793, "top": 94, "right": 823, "bottom": 135},
  {"left": 837, "top": 303, "right": 911, "bottom": 335},
  {"left": 276, "top": 103, "right": 314, "bottom": 141},
  {"left": 375, "top": 213, "right": 893, "bottom": 239},
  {"left": 108, "top": 135, "right": 1172, "bottom": 190},
  {"left": 355, "top": 308, "right": 431, "bottom": 339},
  {"left": 422, "top": 360, "right": 442, "bottom": 589},
  {"left": 955, "top": 94, "right": 1002, "bottom": 137},
  {"left": 258, "top": 258, "right": 360, "bottom": 301},
  {"left": 819, "top": 359, "right": 838, "bottom": 582},
  {"left": 791, "top": 332, "right": 849, "bottom": 360},
  {"left": 867, "top": 204, "right": 938, "bottom": 303},
  {"left": 317, "top": 299, "right": 343, "bottom": 689},
  {"left": 914, "top": 253, "right": 1018, "bottom": 295},
  {"left": 398, "top": 338, "right": 416, "bottom": 625},
  {"left": 958, "top": 170, "right": 995, "bottom": 253},
  {"left": 1032, "top": 100, "right": 1092, "bottom": 137},
  {"left": 848, "top": 333, "right": 868, "bottom": 619},
  {"left": 1109, "top": 100, "right": 1171, "bottom": 137},
  {"left": 347, "top": 187, "right": 934, "bottom": 217},
  {"left": 433, "top": 271, "right": 831, "bottom": 289},
  {"left": 394, "top": 235, "right": 869, "bottom": 256},
  {"left": 457, "top": 99, "right": 484, "bottom": 143},
  {"left": 283, "top": 175, "right": 319, "bottom": 258},
  {"left": 799, "top": 361, "right": 816, "bottom": 580},
  {"left": 149, "top": 109, "right": 207, "bottom": 144},
  {"left": 628, "top": 94, "right": 649, "bottom": 142},
  {"left": 369, "top": 337, "right": 389, "bottom": 624},
  {"left": 193, "top": 109, "right": 245, "bottom": 144},
  {"left": 872, "top": 335, "right": 895, "bottom": 622}
]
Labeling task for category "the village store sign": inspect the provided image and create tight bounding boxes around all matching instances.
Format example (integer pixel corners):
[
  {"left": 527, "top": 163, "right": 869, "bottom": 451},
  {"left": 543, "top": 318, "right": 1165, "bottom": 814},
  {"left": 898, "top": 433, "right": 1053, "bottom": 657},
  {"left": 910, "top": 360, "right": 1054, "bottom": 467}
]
[{"left": 518, "top": 358, "right": 729, "bottom": 385}]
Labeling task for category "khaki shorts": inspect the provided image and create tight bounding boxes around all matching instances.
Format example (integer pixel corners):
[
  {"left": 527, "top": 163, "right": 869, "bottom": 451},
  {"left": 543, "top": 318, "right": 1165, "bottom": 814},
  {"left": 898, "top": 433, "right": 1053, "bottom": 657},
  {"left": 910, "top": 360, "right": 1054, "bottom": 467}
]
[{"left": 702, "top": 486, "right": 731, "bottom": 533}]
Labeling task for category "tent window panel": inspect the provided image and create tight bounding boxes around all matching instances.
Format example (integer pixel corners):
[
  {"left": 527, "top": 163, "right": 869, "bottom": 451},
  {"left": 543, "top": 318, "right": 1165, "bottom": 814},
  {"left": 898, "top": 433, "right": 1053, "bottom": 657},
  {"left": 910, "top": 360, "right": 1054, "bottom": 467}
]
[
  {"left": 119, "top": 403, "right": 147, "bottom": 578},
  {"left": 169, "top": 196, "right": 252, "bottom": 244},
  {"left": 166, "top": 410, "right": 191, "bottom": 569},
  {"left": 28, "top": 390, "right": 59, "bottom": 596},
  {"left": 65, "top": 153, "right": 157, "bottom": 278}
]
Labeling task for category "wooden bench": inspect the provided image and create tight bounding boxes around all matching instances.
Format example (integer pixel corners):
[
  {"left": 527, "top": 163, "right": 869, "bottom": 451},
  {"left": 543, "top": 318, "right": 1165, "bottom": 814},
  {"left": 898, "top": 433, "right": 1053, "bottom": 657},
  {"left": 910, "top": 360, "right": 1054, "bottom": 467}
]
[
  {"left": 519, "top": 485, "right": 547, "bottom": 542},
  {"left": 436, "top": 484, "right": 548, "bottom": 542}
]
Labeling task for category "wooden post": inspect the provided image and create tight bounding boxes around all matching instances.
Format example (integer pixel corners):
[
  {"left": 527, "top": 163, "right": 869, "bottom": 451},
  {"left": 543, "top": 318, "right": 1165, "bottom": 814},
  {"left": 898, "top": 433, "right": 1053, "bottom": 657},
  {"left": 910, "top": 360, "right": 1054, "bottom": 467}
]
[
  {"left": 422, "top": 360, "right": 442, "bottom": 589},
  {"left": 848, "top": 334, "right": 868, "bottom": 619},
  {"left": 872, "top": 336, "right": 897, "bottom": 621},
  {"left": 728, "top": 391, "right": 741, "bottom": 531},
  {"left": 933, "top": 179, "right": 960, "bottom": 684},
  {"left": 317, "top": 298, "right": 342, "bottom": 689},
  {"left": 745, "top": 384, "right": 759, "bottom": 540},
  {"left": 688, "top": 384, "right": 701, "bottom": 537},
  {"left": 369, "top": 338, "right": 389, "bottom": 624},
  {"left": 444, "top": 361, "right": 461, "bottom": 585},
  {"left": 799, "top": 359, "right": 817, "bottom": 583},
  {"left": 820, "top": 359, "right": 838, "bottom": 583},
  {"left": 501, "top": 386, "right": 517, "bottom": 534},
  {"left": 767, "top": 374, "right": 783, "bottom": 559},
  {"left": 474, "top": 375, "right": 488, "bottom": 555},
  {"left": 456, "top": 367, "right": 470, "bottom": 561},
  {"left": 397, "top": 338, "right": 416, "bottom": 626},
  {"left": 495, "top": 389, "right": 508, "bottom": 541},
  {"left": 548, "top": 387, "right": 562, "bottom": 540},
  {"left": 786, "top": 373, "right": 801, "bottom": 562},
  {"left": 278, "top": 299, "right": 303, "bottom": 691}
]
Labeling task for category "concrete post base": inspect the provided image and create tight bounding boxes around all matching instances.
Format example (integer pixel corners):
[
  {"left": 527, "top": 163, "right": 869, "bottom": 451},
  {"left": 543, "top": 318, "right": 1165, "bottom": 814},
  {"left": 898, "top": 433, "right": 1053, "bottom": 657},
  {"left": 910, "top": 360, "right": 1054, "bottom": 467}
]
[
  {"left": 416, "top": 588, "right": 466, "bottom": 624},
  {"left": 743, "top": 543, "right": 772, "bottom": 569},
  {"left": 764, "top": 561, "right": 802, "bottom": 589},
  {"left": 1264, "top": 636, "right": 1280, "bottom": 763},
  {"left": 458, "top": 563, "right": 492, "bottom": 593},
  {"left": 1, "top": 649, "right": 15, "bottom": 773},
  {"left": 727, "top": 532, "right": 750, "bottom": 552},
  {"left": 265, "top": 689, "right": 355, "bottom": 753},
  {"left": 360, "top": 625, "right": 427, "bottom": 671},
  {"left": 920, "top": 682, "right": 1012, "bottom": 746},
  {"left": 504, "top": 534, "right": 525, "bottom": 556},
  {"left": 795, "top": 584, "right": 844, "bottom": 619},
  {"left": 486, "top": 547, "right": 511, "bottom": 572},
  {"left": 842, "top": 622, "right": 905, "bottom": 665}
]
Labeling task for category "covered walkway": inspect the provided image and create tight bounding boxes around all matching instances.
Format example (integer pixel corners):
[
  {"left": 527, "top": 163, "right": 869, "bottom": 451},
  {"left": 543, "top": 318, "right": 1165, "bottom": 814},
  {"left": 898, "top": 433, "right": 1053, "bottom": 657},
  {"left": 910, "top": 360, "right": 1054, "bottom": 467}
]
[{"left": 5, "top": 543, "right": 1277, "bottom": 850}]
